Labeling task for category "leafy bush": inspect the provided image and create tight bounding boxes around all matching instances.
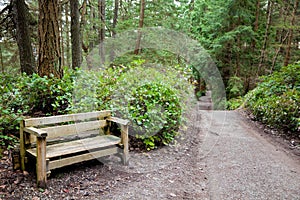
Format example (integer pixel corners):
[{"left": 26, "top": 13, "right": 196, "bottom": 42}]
[
  {"left": 226, "top": 76, "right": 244, "bottom": 99},
  {"left": 245, "top": 63, "right": 300, "bottom": 132},
  {"left": 226, "top": 97, "right": 244, "bottom": 110},
  {"left": 129, "top": 82, "right": 182, "bottom": 150},
  {"left": 0, "top": 70, "right": 75, "bottom": 139},
  {"left": 110, "top": 64, "right": 194, "bottom": 150}
]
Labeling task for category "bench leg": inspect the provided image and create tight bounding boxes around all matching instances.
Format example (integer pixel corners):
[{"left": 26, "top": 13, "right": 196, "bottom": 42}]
[
  {"left": 121, "top": 125, "right": 129, "bottom": 165},
  {"left": 36, "top": 136, "right": 47, "bottom": 188},
  {"left": 20, "top": 121, "right": 26, "bottom": 171}
]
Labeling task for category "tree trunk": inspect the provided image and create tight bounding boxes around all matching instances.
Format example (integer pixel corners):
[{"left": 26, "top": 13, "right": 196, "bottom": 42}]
[
  {"left": 38, "top": 0, "right": 62, "bottom": 78},
  {"left": 60, "top": 3, "right": 65, "bottom": 66},
  {"left": 98, "top": 0, "right": 106, "bottom": 65},
  {"left": 65, "top": 2, "right": 71, "bottom": 67},
  {"left": 112, "top": 0, "right": 119, "bottom": 37},
  {"left": 110, "top": 0, "right": 119, "bottom": 60},
  {"left": 258, "top": 0, "right": 272, "bottom": 75},
  {"left": 12, "top": 0, "right": 36, "bottom": 75},
  {"left": 252, "top": 0, "right": 260, "bottom": 50},
  {"left": 70, "top": 0, "right": 82, "bottom": 69},
  {"left": 284, "top": 0, "right": 298, "bottom": 66},
  {"left": 0, "top": 44, "right": 4, "bottom": 73},
  {"left": 271, "top": 31, "right": 289, "bottom": 72},
  {"left": 134, "top": 0, "right": 145, "bottom": 55},
  {"left": 80, "top": 0, "right": 89, "bottom": 54}
]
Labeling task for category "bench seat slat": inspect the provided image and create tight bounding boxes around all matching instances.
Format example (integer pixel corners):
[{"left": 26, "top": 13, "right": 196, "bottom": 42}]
[
  {"left": 40, "top": 120, "right": 107, "bottom": 140},
  {"left": 47, "top": 147, "right": 119, "bottom": 170},
  {"left": 24, "top": 110, "right": 111, "bottom": 127},
  {"left": 26, "top": 135, "right": 120, "bottom": 159}
]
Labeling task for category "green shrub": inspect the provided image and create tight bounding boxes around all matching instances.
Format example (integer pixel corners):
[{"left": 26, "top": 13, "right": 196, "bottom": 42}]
[
  {"left": 0, "top": 73, "right": 27, "bottom": 135},
  {"left": 0, "top": 70, "right": 75, "bottom": 138},
  {"left": 226, "top": 97, "right": 244, "bottom": 110},
  {"left": 129, "top": 82, "right": 182, "bottom": 150},
  {"left": 245, "top": 63, "right": 300, "bottom": 132},
  {"left": 226, "top": 76, "right": 244, "bottom": 99},
  {"left": 110, "top": 64, "right": 194, "bottom": 150}
]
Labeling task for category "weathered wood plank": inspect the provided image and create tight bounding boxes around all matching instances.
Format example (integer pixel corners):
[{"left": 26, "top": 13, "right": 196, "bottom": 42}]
[
  {"left": 48, "top": 147, "right": 119, "bottom": 170},
  {"left": 24, "top": 127, "right": 47, "bottom": 137},
  {"left": 27, "top": 135, "right": 121, "bottom": 158},
  {"left": 36, "top": 137, "right": 47, "bottom": 188},
  {"left": 40, "top": 120, "right": 107, "bottom": 139},
  {"left": 20, "top": 121, "right": 26, "bottom": 171},
  {"left": 24, "top": 110, "right": 111, "bottom": 127},
  {"left": 121, "top": 124, "right": 129, "bottom": 165},
  {"left": 107, "top": 117, "right": 130, "bottom": 125}
]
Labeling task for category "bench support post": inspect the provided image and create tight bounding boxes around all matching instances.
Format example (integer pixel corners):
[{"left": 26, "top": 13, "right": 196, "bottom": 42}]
[
  {"left": 121, "top": 124, "right": 129, "bottom": 165},
  {"left": 20, "top": 121, "right": 26, "bottom": 171},
  {"left": 36, "top": 136, "right": 47, "bottom": 188}
]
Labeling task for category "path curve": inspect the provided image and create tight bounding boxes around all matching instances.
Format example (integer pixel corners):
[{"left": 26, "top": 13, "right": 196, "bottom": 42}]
[{"left": 200, "top": 110, "right": 300, "bottom": 199}]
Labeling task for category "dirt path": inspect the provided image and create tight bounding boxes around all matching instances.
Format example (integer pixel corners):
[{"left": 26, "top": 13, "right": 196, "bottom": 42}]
[
  {"left": 1, "top": 96, "right": 300, "bottom": 199},
  {"left": 200, "top": 110, "right": 300, "bottom": 199}
]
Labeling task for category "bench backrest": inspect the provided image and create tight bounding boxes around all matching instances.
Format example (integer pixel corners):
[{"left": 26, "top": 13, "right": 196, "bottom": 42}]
[{"left": 24, "top": 110, "right": 111, "bottom": 142}]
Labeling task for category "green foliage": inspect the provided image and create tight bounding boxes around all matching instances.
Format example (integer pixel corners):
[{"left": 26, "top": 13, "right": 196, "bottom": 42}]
[
  {"left": 0, "top": 134, "right": 18, "bottom": 150},
  {"left": 129, "top": 82, "right": 182, "bottom": 150},
  {"left": 226, "top": 97, "right": 244, "bottom": 110},
  {"left": 0, "top": 73, "right": 26, "bottom": 135},
  {"left": 226, "top": 76, "right": 244, "bottom": 99},
  {"left": 19, "top": 72, "right": 74, "bottom": 115},
  {"left": 0, "top": 70, "right": 75, "bottom": 138},
  {"left": 109, "top": 62, "right": 194, "bottom": 150},
  {"left": 245, "top": 63, "right": 300, "bottom": 132}
]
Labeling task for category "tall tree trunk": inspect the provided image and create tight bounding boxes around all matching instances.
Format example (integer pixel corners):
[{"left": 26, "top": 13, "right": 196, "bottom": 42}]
[
  {"left": 70, "top": 0, "right": 82, "bottom": 69},
  {"left": 271, "top": 31, "right": 289, "bottom": 72},
  {"left": 98, "top": 0, "right": 106, "bottom": 65},
  {"left": 12, "top": 0, "right": 36, "bottom": 75},
  {"left": 80, "top": 0, "right": 89, "bottom": 54},
  {"left": 134, "top": 0, "right": 145, "bottom": 55},
  {"left": 252, "top": 0, "right": 260, "bottom": 50},
  {"left": 110, "top": 0, "right": 119, "bottom": 60},
  {"left": 284, "top": 0, "right": 298, "bottom": 66},
  {"left": 258, "top": 0, "right": 273, "bottom": 75},
  {"left": 38, "top": 0, "right": 62, "bottom": 78},
  {"left": 112, "top": 0, "right": 119, "bottom": 37},
  {"left": 0, "top": 44, "right": 4, "bottom": 73},
  {"left": 65, "top": 2, "right": 71, "bottom": 67},
  {"left": 60, "top": 3, "right": 65, "bottom": 66}
]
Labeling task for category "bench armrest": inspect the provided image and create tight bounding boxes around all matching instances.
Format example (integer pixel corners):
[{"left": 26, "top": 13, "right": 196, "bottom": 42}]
[
  {"left": 107, "top": 117, "right": 130, "bottom": 126},
  {"left": 24, "top": 127, "right": 48, "bottom": 138}
]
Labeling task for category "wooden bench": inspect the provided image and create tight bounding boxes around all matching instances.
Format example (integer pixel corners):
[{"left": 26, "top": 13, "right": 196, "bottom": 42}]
[{"left": 19, "top": 110, "right": 129, "bottom": 188}]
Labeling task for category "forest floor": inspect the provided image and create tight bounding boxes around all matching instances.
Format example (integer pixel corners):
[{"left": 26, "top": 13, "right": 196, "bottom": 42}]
[{"left": 1, "top": 94, "right": 300, "bottom": 200}]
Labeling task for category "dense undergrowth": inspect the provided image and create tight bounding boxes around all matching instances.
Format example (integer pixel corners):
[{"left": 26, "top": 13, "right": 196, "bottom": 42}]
[
  {"left": 244, "top": 63, "right": 300, "bottom": 134},
  {"left": 226, "top": 63, "right": 300, "bottom": 136},
  {"left": 0, "top": 60, "right": 194, "bottom": 151}
]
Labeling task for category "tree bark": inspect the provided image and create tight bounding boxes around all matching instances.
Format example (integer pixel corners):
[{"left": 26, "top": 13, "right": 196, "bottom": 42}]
[
  {"left": 70, "top": 0, "right": 82, "bottom": 69},
  {"left": 252, "top": 0, "right": 260, "bottom": 50},
  {"left": 80, "top": 0, "right": 89, "bottom": 54},
  {"left": 65, "top": 3, "right": 70, "bottom": 67},
  {"left": 112, "top": 0, "right": 119, "bottom": 37},
  {"left": 134, "top": 0, "right": 145, "bottom": 55},
  {"left": 0, "top": 44, "right": 4, "bottom": 73},
  {"left": 60, "top": 3, "right": 65, "bottom": 66},
  {"left": 38, "top": 0, "right": 62, "bottom": 78},
  {"left": 258, "top": 0, "right": 272, "bottom": 75},
  {"left": 12, "top": 0, "right": 36, "bottom": 75},
  {"left": 110, "top": 0, "right": 119, "bottom": 60},
  {"left": 98, "top": 0, "right": 106, "bottom": 65},
  {"left": 284, "top": 0, "right": 298, "bottom": 66}
]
